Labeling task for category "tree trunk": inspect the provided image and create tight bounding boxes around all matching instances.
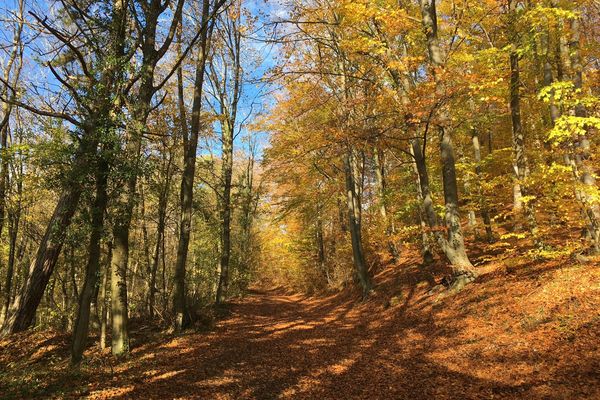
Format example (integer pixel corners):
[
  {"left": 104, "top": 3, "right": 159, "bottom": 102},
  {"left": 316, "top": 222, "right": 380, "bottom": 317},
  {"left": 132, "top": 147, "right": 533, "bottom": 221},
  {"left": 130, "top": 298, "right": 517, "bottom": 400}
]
[
  {"left": 0, "top": 0, "right": 24, "bottom": 249},
  {"left": 110, "top": 220, "right": 130, "bottom": 355},
  {"left": 149, "top": 179, "right": 168, "bottom": 318},
  {"left": 508, "top": 0, "right": 543, "bottom": 248},
  {"left": 71, "top": 155, "right": 109, "bottom": 364},
  {"left": 100, "top": 242, "right": 112, "bottom": 351},
  {"left": 173, "top": 0, "right": 214, "bottom": 330},
  {"left": 409, "top": 140, "right": 435, "bottom": 266},
  {"left": 566, "top": 16, "right": 600, "bottom": 252},
  {"left": 138, "top": 183, "right": 151, "bottom": 312},
  {"left": 216, "top": 121, "right": 233, "bottom": 304},
  {"left": 419, "top": 0, "right": 475, "bottom": 281},
  {"left": 472, "top": 130, "right": 494, "bottom": 242},
  {"left": 344, "top": 148, "right": 371, "bottom": 296},
  {"left": 373, "top": 148, "right": 399, "bottom": 259},
  {"left": 0, "top": 135, "right": 94, "bottom": 336},
  {"left": 316, "top": 212, "right": 329, "bottom": 284}
]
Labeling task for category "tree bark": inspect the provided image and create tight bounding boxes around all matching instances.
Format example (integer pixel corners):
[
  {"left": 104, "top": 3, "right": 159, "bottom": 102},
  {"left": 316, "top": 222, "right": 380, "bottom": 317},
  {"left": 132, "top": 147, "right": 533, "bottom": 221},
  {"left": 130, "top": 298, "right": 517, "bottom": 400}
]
[
  {"left": 419, "top": 0, "right": 475, "bottom": 281},
  {"left": 100, "top": 241, "right": 112, "bottom": 351},
  {"left": 149, "top": 154, "right": 171, "bottom": 318},
  {"left": 472, "top": 130, "right": 494, "bottom": 242},
  {"left": 567, "top": 15, "right": 600, "bottom": 252},
  {"left": 216, "top": 121, "right": 233, "bottom": 304},
  {"left": 71, "top": 154, "right": 109, "bottom": 364},
  {"left": 173, "top": 0, "right": 214, "bottom": 330},
  {"left": 508, "top": 0, "right": 543, "bottom": 248},
  {"left": 344, "top": 148, "right": 371, "bottom": 296},
  {"left": 409, "top": 140, "right": 435, "bottom": 266},
  {"left": 0, "top": 0, "right": 24, "bottom": 246},
  {"left": 373, "top": 148, "right": 399, "bottom": 259}
]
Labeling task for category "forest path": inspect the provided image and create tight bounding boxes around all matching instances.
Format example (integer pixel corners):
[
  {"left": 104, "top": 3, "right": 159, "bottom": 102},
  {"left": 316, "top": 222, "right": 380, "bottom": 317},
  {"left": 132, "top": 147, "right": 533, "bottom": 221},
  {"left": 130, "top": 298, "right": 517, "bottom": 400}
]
[
  {"left": 91, "top": 288, "right": 452, "bottom": 399},
  {"left": 4, "top": 273, "right": 599, "bottom": 400},
  {"left": 86, "top": 287, "right": 546, "bottom": 400}
]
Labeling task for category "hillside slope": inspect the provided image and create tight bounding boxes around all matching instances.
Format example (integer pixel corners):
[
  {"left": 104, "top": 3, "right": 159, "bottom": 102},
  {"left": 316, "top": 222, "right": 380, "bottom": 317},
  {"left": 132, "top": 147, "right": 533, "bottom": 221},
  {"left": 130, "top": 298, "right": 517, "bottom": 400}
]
[{"left": 1, "top": 252, "right": 599, "bottom": 399}]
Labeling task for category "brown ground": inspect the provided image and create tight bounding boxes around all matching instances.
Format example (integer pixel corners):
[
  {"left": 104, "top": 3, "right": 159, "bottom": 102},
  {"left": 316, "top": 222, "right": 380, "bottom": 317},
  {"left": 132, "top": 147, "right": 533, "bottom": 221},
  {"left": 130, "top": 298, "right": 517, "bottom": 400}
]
[{"left": 1, "top": 252, "right": 600, "bottom": 399}]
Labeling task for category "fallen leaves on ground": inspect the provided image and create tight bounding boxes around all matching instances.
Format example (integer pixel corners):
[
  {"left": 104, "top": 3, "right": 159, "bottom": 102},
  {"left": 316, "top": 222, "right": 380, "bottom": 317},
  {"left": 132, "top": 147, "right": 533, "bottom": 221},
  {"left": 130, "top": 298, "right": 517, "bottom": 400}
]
[{"left": 1, "top": 251, "right": 599, "bottom": 399}]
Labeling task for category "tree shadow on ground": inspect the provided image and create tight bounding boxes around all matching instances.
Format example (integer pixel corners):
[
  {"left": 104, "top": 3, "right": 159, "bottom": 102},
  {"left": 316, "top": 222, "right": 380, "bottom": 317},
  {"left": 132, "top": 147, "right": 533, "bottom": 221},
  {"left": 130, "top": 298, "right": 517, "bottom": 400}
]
[{"left": 86, "top": 257, "right": 600, "bottom": 400}]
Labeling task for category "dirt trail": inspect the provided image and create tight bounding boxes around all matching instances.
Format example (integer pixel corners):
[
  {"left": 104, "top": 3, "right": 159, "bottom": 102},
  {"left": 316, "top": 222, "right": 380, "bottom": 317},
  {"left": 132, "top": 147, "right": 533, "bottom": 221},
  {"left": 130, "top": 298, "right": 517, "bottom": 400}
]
[
  {"left": 88, "top": 289, "right": 451, "bottom": 399},
  {"left": 3, "top": 262, "right": 599, "bottom": 400},
  {"left": 82, "top": 282, "right": 599, "bottom": 400}
]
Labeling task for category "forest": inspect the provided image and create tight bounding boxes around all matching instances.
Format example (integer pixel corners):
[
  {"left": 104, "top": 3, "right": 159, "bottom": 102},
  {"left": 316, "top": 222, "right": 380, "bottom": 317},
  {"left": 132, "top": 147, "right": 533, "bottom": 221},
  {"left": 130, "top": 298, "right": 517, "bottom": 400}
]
[{"left": 0, "top": 0, "right": 598, "bottom": 399}]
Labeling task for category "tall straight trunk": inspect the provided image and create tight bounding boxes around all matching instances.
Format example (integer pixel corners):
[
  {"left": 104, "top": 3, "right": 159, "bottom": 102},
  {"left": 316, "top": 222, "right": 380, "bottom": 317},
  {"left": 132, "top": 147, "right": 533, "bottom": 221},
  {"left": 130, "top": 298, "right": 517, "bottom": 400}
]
[
  {"left": 71, "top": 155, "right": 109, "bottom": 364},
  {"left": 344, "top": 148, "right": 371, "bottom": 295},
  {"left": 0, "top": 0, "right": 24, "bottom": 246},
  {"left": 213, "top": 3, "right": 242, "bottom": 304},
  {"left": 108, "top": 1, "right": 151, "bottom": 355},
  {"left": 316, "top": 210, "right": 329, "bottom": 284},
  {"left": 1, "top": 116, "right": 23, "bottom": 325},
  {"left": 149, "top": 172, "right": 169, "bottom": 318},
  {"left": 238, "top": 146, "right": 256, "bottom": 272},
  {"left": 100, "top": 241, "right": 112, "bottom": 351},
  {"left": 173, "top": 0, "right": 213, "bottom": 330},
  {"left": 472, "top": 130, "right": 494, "bottom": 242},
  {"left": 106, "top": 0, "right": 185, "bottom": 346},
  {"left": 510, "top": 50, "right": 525, "bottom": 216},
  {"left": 542, "top": 38, "right": 560, "bottom": 126},
  {"left": 508, "top": 0, "right": 542, "bottom": 248},
  {"left": 567, "top": 16, "right": 600, "bottom": 252},
  {"left": 373, "top": 148, "right": 388, "bottom": 220},
  {"left": 1, "top": 197, "right": 20, "bottom": 324},
  {"left": 439, "top": 128, "right": 473, "bottom": 271},
  {"left": 0, "top": 0, "right": 24, "bottom": 323},
  {"left": 0, "top": 134, "right": 94, "bottom": 336},
  {"left": 216, "top": 121, "right": 233, "bottom": 304},
  {"left": 409, "top": 140, "right": 434, "bottom": 266},
  {"left": 110, "top": 221, "right": 129, "bottom": 355},
  {"left": 373, "top": 148, "right": 399, "bottom": 259},
  {"left": 419, "top": 0, "right": 474, "bottom": 280},
  {"left": 103, "top": 0, "right": 131, "bottom": 356},
  {"left": 139, "top": 183, "right": 151, "bottom": 302}
]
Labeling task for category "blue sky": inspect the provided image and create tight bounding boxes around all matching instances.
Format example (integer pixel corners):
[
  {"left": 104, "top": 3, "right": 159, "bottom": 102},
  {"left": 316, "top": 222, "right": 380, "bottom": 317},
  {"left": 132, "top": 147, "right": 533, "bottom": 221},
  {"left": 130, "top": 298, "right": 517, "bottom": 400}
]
[{"left": 0, "top": 0, "right": 290, "bottom": 160}]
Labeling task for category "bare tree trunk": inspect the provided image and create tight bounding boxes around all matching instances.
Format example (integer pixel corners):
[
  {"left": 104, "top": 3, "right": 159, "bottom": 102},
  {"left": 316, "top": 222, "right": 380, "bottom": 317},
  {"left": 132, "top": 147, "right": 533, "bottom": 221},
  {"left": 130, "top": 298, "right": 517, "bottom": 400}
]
[
  {"left": 508, "top": 0, "right": 543, "bottom": 249},
  {"left": 110, "top": 221, "right": 130, "bottom": 355},
  {"left": 316, "top": 211, "right": 330, "bottom": 285},
  {"left": 0, "top": 0, "right": 24, "bottom": 246},
  {"left": 1, "top": 182, "right": 21, "bottom": 324},
  {"left": 138, "top": 183, "right": 151, "bottom": 312},
  {"left": 100, "top": 242, "right": 112, "bottom": 351},
  {"left": 373, "top": 148, "right": 399, "bottom": 259},
  {"left": 212, "top": 2, "right": 243, "bottom": 304},
  {"left": 472, "top": 130, "right": 494, "bottom": 242},
  {"left": 568, "top": 16, "right": 600, "bottom": 253},
  {"left": 419, "top": 0, "right": 475, "bottom": 282},
  {"left": 439, "top": 128, "right": 473, "bottom": 270},
  {"left": 409, "top": 141, "right": 434, "bottom": 266},
  {"left": 149, "top": 163, "right": 170, "bottom": 318},
  {"left": 344, "top": 148, "right": 371, "bottom": 296},
  {"left": 71, "top": 154, "right": 109, "bottom": 364},
  {"left": 173, "top": 0, "right": 214, "bottom": 330},
  {"left": 216, "top": 121, "right": 233, "bottom": 304}
]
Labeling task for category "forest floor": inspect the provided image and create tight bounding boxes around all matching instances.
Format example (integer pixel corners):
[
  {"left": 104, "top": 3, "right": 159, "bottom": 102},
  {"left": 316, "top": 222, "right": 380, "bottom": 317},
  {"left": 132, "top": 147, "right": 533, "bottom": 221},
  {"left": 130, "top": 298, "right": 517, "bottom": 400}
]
[{"left": 1, "top": 248, "right": 600, "bottom": 399}]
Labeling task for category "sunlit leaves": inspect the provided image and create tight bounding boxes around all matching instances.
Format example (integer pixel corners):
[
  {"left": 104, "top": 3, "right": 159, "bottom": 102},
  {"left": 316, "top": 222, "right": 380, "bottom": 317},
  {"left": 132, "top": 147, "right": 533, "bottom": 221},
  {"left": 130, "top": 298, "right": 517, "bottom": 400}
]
[{"left": 548, "top": 115, "right": 600, "bottom": 145}]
